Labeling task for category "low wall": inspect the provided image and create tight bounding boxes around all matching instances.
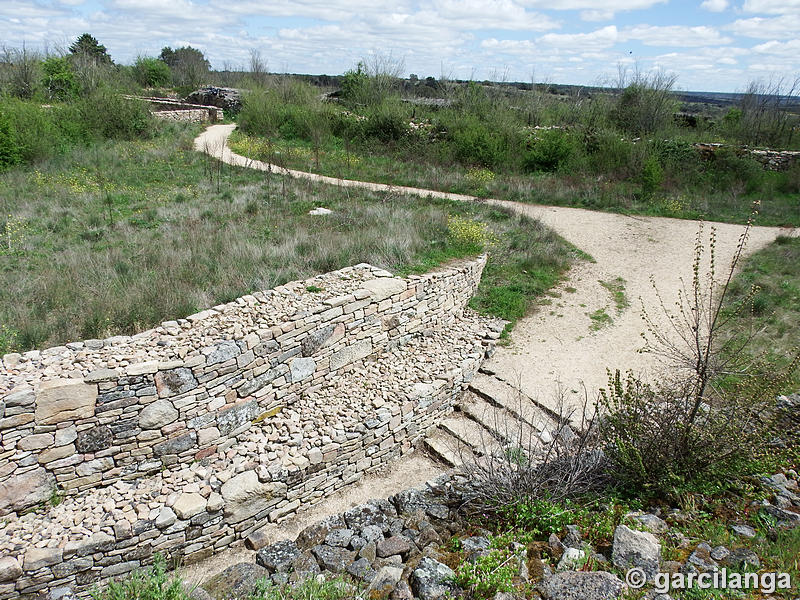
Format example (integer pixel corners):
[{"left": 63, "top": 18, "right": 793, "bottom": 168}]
[
  {"left": 0, "top": 256, "right": 496, "bottom": 599},
  {"left": 693, "top": 143, "right": 800, "bottom": 171}
]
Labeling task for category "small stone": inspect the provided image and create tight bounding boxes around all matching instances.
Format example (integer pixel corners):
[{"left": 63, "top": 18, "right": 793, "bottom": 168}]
[
  {"left": 731, "top": 524, "right": 757, "bottom": 538},
  {"left": 311, "top": 545, "right": 355, "bottom": 573},
  {"left": 557, "top": 548, "right": 586, "bottom": 571},
  {"left": 207, "top": 492, "right": 224, "bottom": 512},
  {"left": 539, "top": 571, "right": 626, "bottom": 600},
  {"left": 633, "top": 513, "right": 668, "bottom": 534},
  {"left": 24, "top": 547, "right": 62, "bottom": 571},
  {"left": 346, "top": 557, "right": 376, "bottom": 582},
  {"left": 156, "top": 507, "right": 177, "bottom": 529},
  {"left": 0, "top": 557, "right": 22, "bottom": 583},
  {"left": 410, "top": 557, "right": 456, "bottom": 600},
  {"left": 201, "top": 563, "right": 268, "bottom": 600},
  {"left": 139, "top": 399, "right": 179, "bottom": 429},
  {"left": 367, "top": 565, "right": 403, "bottom": 593},
  {"left": 612, "top": 525, "right": 660, "bottom": 580},
  {"left": 173, "top": 493, "right": 206, "bottom": 520},
  {"left": 256, "top": 540, "right": 302, "bottom": 573},
  {"left": 377, "top": 535, "right": 412, "bottom": 558},
  {"left": 325, "top": 528, "right": 354, "bottom": 548}
]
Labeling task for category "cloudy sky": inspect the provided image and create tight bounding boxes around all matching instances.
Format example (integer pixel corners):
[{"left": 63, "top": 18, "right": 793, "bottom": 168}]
[{"left": 2, "top": 0, "right": 799, "bottom": 92}]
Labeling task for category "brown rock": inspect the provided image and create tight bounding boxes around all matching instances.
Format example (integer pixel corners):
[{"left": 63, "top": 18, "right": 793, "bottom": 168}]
[{"left": 35, "top": 379, "right": 97, "bottom": 425}]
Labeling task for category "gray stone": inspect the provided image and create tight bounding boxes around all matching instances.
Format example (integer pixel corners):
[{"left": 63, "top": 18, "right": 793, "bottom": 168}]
[
  {"left": 361, "top": 524, "right": 384, "bottom": 543},
  {"left": 377, "top": 535, "right": 412, "bottom": 558},
  {"left": 0, "top": 467, "right": 55, "bottom": 516},
  {"left": 256, "top": 540, "right": 302, "bottom": 573},
  {"left": 301, "top": 325, "right": 335, "bottom": 357},
  {"left": 612, "top": 525, "right": 660, "bottom": 580},
  {"left": 288, "top": 551, "right": 321, "bottom": 582},
  {"left": 296, "top": 514, "right": 346, "bottom": 548},
  {"left": 724, "top": 548, "right": 761, "bottom": 570},
  {"left": 0, "top": 557, "right": 22, "bottom": 583},
  {"left": 311, "top": 545, "right": 355, "bottom": 573},
  {"left": 329, "top": 339, "right": 372, "bottom": 371},
  {"left": 154, "top": 432, "right": 197, "bottom": 457},
  {"left": 76, "top": 425, "right": 113, "bottom": 453},
  {"left": 410, "top": 557, "right": 456, "bottom": 600},
  {"left": 155, "top": 368, "right": 198, "bottom": 398},
  {"left": 633, "top": 513, "right": 669, "bottom": 534},
  {"left": 687, "top": 542, "right": 718, "bottom": 571},
  {"left": 539, "top": 571, "right": 626, "bottom": 600},
  {"left": 5, "top": 389, "right": 35, "bottom": 407},
  {"left": 237, "top": 366, "right": 285, "bottom": 397},
  {"left": 462, "top": 536, "right": 491, "bottom": 554},
  {"left": 390, "top": 581, "right": 414, "bottom": 600},
  {"left": 155, "top": 507, "right": 177, "bottom": 529},
  {"left": 217, "top": 401, "right": 261, "bottom": 436},
  {"left": 367, "top": 565, "right": 403, "bottom": 593},
  {"left": 346, "top": 557, "right": 376, "bottom": 582},
  {"left": 710, "top": 546, "right": 730, "bottom": 562},
  {"left": 563, "top": 525, "right": 583, "bottom": 549},
  {"left": 362, "top": 278, "right": 406, "bottom": 301},
  {"left": 203, "top": 340, "right": 241, "bottom": 366},
  {"left": 55, "top": 426, "right": 77, "bottom": 446},
  {"left": 139, "top": 400, "right": 179, "bottom": 429},
  {"left": 325, "top": 528, "right": 355, "bottom": 548},
  {"left": 731, "top": 524, "right": 757, "bottom": 538},
  {"left": 185, "top": 87, "right": 242, "bottom": 112},
  {"left": 557, "top": 547, "right": 586, "bottom": 571},
  {"left": 344, "top": 499, "right": 396, "bottom": 531},
  {"left": 35, "top": 379, "right": 97, "bottom": 425},
  {"left": 201, "top": 562, "right": 268, "bottom": 600},
  {"left": 359, "top": 541, "right": 377, "bottom": 563},
  {"left": 221, "top": 470, "right": 287, "bottom": 524},
  {"left": 289, "top": 357, "right": 316, "bottom": 383}
]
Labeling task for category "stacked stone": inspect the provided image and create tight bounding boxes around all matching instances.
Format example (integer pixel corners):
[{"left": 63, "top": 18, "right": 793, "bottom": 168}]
[{"left": 0, "top": 256, "right": 498, "bottom": 599}]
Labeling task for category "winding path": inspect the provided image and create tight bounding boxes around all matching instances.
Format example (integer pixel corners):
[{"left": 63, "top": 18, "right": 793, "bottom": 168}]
[{"left": 195, "top": 124, "right": 792, "bottom": 413}]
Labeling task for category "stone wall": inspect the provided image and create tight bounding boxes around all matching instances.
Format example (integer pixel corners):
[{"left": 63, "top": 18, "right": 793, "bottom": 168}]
[
  {"left": 124, "top": 96, "right": 224, "bottom": 123},
  {"left": 693, "top": 142, "right": 800, "bottom": 171},
  {"left": 0, "top": 256, "right": 498, "bottom": 599}
]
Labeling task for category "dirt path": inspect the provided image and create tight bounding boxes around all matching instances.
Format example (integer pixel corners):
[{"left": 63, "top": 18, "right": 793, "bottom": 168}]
[
  {"left": 189, "top": 124, "right": 795, "bottom": 580},
  {"left": 196, "top": 124, "right": 793, "bottom": 412}
]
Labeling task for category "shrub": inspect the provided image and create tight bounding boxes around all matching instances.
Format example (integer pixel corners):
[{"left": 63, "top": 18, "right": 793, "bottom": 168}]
[
  {"left": 524, "top": 129, "right": 574, "bottom": 173},
  {"left": 361, "top": 103, "right": 408, "bottom": 143},
  {"left": 610, "top": 69, "right": 678, "bottom": 135},
  {"left": 250, "top": 575, "right": 355, "bottom": 600},
  {"left": 41, "top": 56, "right": 78, "bottom": 101},
  {"left": 447, "top": 215, "right": 498, "bottom": 250},
  {"left": 639, "top": 155, "right": 664, "bottom": 199},
  {"left": 340, "top": 62, "right": 370, "bottom": 105},
  {"left": 91, "top": 554, "right": 188, "bottom": 600},
  {"left": 453, "top": 548, "right": 517, "bottom": 599},
  {"left": 75, "top": 90, "right": 152, "bottom": 140},
  {"left": 0, "top": 111, "right": 21, "bottom": 168},
  {"left": 133, "top": 57, "right": 171, "bottom": 88},
  {"left": 449, "top": 117, "right": 508, "bottom": 168},
  {"left": 600, "top": 214, "right": 800, "bottom": 496}
]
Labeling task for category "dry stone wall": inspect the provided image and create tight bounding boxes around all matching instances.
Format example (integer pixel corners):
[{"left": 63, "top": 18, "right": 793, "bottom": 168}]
[{"left": 0, "top": 256, "right": 499, "bottom": 599}]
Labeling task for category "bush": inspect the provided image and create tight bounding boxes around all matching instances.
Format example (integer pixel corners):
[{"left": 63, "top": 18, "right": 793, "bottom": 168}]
[
  {"left": 91, "top": 555, "right": 188, "bottom": 600},
  {"left": 361, "top": 103, "right": 408, "bottom": 143},
  {"left": 0, "top": 111, "right": 21, "bottom": 168},
  {"left": 524, "top": 129, "right": 575, "bottom": 173},
  {"left": 639, "top": 155, "right": 664, "bottom": 198},
  {"left": 133, "top": 57, "right": 171, "bottom": 88},
  {"left": 41, "top": 56, "right": 78, "bottom": 101},
  {"left": 447, "top": 215, "right": 498, "bottom": 250},
  {"left": 600, "top": 216, "right": 800, "bottom": 497},
  {"left": 75, "top": 90, "right": 152, "bottom": 140},
  {"left": 449, "top": 117, "right": 508, "bottom": 168}
]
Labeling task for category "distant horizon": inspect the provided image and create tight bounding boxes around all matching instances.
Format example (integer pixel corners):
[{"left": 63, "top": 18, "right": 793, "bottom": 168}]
[{"left": 3, "top": 0, "right": 799, "bottom": 94}]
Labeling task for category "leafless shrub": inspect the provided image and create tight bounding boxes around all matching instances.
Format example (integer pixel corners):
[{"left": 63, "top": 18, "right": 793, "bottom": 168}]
[
  {"left": 1, "top": 45, "right": 42, "bottom": 99},
  {"left": 736, "top": 77, "right": 800, "bottom": 148},
  {"left": 459, "top": 385, "right": 607, "bottom": 513}
]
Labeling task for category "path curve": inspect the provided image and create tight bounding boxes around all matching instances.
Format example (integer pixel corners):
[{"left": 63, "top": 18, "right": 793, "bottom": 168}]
[{"left": 195, "top": 124, "right": 794, "bottom": 412}]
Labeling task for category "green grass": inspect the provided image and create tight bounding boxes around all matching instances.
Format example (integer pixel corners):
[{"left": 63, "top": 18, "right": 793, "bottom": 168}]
[
  {"left": 722, "top": 234, "right": 800, "bottom": 391},
  {"left": 0, "top": 122, "right": 575, "bottom": 352},
  {"left": 600, "top": 277, "right": 629, "bottom": 313},
  {"left": 589, "top": 307, "right": 613, "bottom": 331}
]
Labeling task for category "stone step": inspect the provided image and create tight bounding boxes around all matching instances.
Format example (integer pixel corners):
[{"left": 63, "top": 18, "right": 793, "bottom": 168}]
[
  {"left": 423, "top": 429, "right": 474, "bottom": 467},
  {"left": 469, "top": 373, "right": 560, "bottom": 432},
  {"left": 458, "top": 392, "right": 550, "bottom": 453},
  {"left": 439, "top": 415, "right": 503, "bottom": 457}
]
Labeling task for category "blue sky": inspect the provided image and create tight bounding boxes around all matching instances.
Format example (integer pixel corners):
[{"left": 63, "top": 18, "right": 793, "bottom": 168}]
[{"left": 2, "top": 0, "right": 799, "bottom": 92}]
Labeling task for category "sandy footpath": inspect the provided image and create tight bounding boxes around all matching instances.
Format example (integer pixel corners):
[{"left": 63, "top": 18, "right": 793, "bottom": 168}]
[{"left": 189, "top": 125, "right": 794, "bottom": 578}]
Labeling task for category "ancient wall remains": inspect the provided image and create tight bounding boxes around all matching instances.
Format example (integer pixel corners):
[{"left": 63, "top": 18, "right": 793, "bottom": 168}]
[{"left": 0, "top": 256, "right": 498, "bottom": 599}]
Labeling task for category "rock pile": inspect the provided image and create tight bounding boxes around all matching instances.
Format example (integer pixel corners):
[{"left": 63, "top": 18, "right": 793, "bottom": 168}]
[{"left": 184, "top": 87, "right": 242, "bottom": 113}]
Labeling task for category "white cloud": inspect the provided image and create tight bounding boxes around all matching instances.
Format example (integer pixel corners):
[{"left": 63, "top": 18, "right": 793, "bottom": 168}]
[
  {"left": 620, "top": 24, "right": 732, "bottom": 46},
  {"left": 742, "top": 0, "right": 800, "bottom": 13},
  {"left": 581, "top": 9, "right": 615, "bottom": 20},
  {"left": 538, "top": 25, "right": 619, "bottom": 50},
  {"left": 727, "top": 14, "right": 800, "bottom": 38},
  {"left": 700, "top": 0, "right": 728, "bottom": 11},
  {"left": 521, "top": 0, "right": 665, "bottom": 9}
]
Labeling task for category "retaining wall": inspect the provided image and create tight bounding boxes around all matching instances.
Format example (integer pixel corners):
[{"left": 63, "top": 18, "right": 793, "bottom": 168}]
[{"left": 0, "top": 256, "right": 495, "bottom": 599}]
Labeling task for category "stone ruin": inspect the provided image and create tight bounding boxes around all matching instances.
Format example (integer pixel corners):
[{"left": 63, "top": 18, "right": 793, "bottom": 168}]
[{"left": 0, "top": 256, "right": 501, "bottom": 599}]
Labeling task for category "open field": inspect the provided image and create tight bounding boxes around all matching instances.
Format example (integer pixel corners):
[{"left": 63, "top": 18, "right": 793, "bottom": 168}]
[{"left": 0, "top": 119, "right": 575, "bottom": 352}]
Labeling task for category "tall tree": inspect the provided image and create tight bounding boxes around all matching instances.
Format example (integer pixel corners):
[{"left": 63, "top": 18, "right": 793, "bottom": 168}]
[
  {"left": 69, "top": 33, "right": 112, "bottom": 64},
  {"left": 158, "top": 46, "right": 209, "bottom": 90}
]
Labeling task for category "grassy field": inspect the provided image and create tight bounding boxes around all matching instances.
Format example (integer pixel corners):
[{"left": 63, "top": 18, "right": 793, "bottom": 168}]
[
  {"left": 0, "top": 120, "right": 576, "bottom": 353},
  {"left": 231, "top": 78, "right": 800, "bottom": 228}
]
